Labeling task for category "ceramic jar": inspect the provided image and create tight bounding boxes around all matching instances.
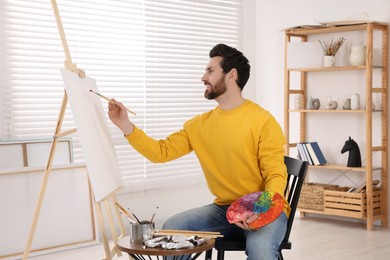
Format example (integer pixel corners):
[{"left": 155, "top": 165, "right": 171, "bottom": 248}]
[{"left": 349, "top": 45, "right": 366, "bottom": 66}]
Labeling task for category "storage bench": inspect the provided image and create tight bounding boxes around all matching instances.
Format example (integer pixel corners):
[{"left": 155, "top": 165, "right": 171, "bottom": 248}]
[{"left": 324, "top": 189, "right": 382, "bottom": 218}]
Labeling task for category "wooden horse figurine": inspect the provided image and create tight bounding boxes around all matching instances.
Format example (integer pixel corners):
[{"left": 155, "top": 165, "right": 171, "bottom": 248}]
[{"left": 341, "top": 137, "right": 362, "bottom": 167}]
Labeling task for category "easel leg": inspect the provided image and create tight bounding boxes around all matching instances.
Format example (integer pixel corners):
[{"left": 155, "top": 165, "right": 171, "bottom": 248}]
[
  {"left": 103, "top": 199, "right": 122, "bottom": 257},
  {"left": 97, "top": 195, "right": 135, "bottom": 260},
  {"left": 96, "top": 201, "right": 113, "bottom": 260},
  {"left": 22, "top": 164, "right": 53, "bottom": 260},
  {"left": 112, "top": 196, "right": 127, "bottom": 237},
  {"left": 111, "top": 196, "right": 134, "bottom": 260},
  {"left": 23, "top": 92, "right": 68, "bottom": 260}
]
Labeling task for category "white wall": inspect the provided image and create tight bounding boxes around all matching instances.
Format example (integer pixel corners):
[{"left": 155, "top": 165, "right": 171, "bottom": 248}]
[{"left": 241, "top": 0, "right": 257, "bottom": 100}]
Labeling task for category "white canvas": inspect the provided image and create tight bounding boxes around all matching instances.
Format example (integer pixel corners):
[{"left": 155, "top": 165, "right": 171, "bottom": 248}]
[
  {"left": 0, "top": 144, "right": 24, "bottom": 168},
  {"left": 27, "top": 141, "right": 72, "bottom": 167},
  {"left": 0, "top": 166, "right": 96, "bottom": 258},
  {"left": 60, "top": 69, "right": 123, "bottom": 202}
]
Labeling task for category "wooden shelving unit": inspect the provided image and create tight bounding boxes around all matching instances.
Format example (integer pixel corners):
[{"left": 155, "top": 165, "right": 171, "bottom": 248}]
[{"left": 284, "top": 22, "right": 388, "bottom": 230}]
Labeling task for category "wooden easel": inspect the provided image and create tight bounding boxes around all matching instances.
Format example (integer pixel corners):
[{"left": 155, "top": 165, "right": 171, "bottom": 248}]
[{"left": 22, "top": 1, "right": 127, "bottom": 259}]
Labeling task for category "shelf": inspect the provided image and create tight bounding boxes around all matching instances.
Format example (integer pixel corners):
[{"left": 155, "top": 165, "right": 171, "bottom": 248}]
[
  {"left": 285, "top": 22, "right": 388, "bottom": 36},
  {"left": 298, "top": 208, "right": 386, "bottom": 220},
  {"left": 289, "top": 109, "right": 366, "bottom": 113},
  {"left": 284, "top": 22, "right": 388, "bottom": 230},
  {"left": 289, "top": 109, "right": 383, "bottom": 113},
  {"left": 288, "top": 65, "right": 383, "bottom": 72},
  {"left": 309, "top": 164, "right": 382, "bottom": 172}
]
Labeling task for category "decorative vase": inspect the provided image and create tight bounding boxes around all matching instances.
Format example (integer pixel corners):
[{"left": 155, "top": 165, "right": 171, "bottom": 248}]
[
  {"left": 349, "top": 45, "right": 366, "bottom": 66},
  {"left": 310, "top": 98, "right": 320, "bottom": 110},
  {"left": 327, "top": 101, "right": 338, "bottom": 110},
  {"left": 343, "top": 98, "right": 351, "bottom": 110},
  {"left": 351, "top": 93, "right": 360, "bottom": 110},
  {"left": 306, "top": 96, "right": 312, "bottom": 109},
  {"left": 326, "top": 95, "right": 338, "bottom": 110}
]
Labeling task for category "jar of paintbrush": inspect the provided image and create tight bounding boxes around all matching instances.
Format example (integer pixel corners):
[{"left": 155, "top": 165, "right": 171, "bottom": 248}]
[{"left": 129, "top": 220, "right": 155, "bottom": 244}]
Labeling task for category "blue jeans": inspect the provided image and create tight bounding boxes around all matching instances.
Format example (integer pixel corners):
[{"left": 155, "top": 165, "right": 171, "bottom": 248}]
[{"left": 162, "top": 203, "right": 288, "bottom": 260}]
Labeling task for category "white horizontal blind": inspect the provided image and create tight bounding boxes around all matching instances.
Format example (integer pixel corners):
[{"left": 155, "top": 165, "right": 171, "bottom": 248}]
[
  {"left": 0, "top": 0, "right": 242, "bottom": 192},
  {"left": 142, "top": 0, "right": 242, "bottom": 190}
]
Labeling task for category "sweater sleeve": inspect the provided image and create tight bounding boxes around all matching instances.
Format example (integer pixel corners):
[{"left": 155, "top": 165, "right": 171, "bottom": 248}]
[
  {"left": 258, "top": 116, "right": 287, "bottom": 197},
  {"left": 125, "top": 126, "right": 193, "bottom": 163}
]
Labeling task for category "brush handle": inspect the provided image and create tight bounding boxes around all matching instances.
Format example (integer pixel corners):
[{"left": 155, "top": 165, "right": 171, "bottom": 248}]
[
  {"left": 115, "top": 202, "right": 140, "bottom": 224},
  {"left": 90, "top": 90, "right": 136, "bottom": 115}
]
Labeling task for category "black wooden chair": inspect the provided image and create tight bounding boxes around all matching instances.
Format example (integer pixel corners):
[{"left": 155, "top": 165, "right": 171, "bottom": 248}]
[{"left": 205, "top": 156, "right": 308, "bottom": 260}]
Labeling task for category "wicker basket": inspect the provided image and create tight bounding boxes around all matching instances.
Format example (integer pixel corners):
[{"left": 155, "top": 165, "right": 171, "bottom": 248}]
[{"left": 298, "top": 183, "right": 339, "bottom": 211}]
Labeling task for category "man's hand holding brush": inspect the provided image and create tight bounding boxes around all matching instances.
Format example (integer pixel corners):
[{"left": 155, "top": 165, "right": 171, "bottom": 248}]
[
  {"left": 108, "top": 100, "right": 135, "bottom": 136},
  {"left": 89, "top": 89, "right": 136, "bottom": 136}
]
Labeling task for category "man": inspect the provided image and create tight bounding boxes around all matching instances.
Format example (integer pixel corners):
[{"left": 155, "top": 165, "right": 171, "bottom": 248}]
[{"left": 108, "top": 43, "right": 289, "bottom": 260}]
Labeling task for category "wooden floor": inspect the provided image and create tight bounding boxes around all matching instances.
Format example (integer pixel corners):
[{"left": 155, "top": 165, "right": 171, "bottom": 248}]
[{"left": 30, "top": 217, "right": 390, "bottom": 260}]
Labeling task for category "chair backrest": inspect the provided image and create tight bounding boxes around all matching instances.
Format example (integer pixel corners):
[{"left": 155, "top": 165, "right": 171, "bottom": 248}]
[{"left": 283, "top": 156, "right": 308, "bottom": 243}]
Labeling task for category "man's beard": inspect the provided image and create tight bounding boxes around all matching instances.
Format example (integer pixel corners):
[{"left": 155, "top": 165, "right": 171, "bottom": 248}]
[{"left": 204, "top": 76, "right": 227, "bottom": 100}]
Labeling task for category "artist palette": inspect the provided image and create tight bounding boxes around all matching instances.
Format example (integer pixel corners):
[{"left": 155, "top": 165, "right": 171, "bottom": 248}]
[{"left": 226, "top": 191, "right": 284, "bottom": 230}]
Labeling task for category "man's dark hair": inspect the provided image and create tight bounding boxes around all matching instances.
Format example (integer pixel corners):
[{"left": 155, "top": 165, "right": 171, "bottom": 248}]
[{"left": 209, "top": 43, "right": 250, "bottom": 90}]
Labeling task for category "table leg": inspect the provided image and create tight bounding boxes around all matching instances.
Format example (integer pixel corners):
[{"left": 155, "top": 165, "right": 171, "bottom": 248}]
[
  {"left": 129, "top": 254, "right": 146, "bottom": 260},
  {"left": 191, "top": 252, "right": 202, "bottom": 260}
]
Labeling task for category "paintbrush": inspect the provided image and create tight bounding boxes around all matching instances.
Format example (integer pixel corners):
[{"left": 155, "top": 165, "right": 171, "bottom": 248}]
[
  {"left": 150, "top": 206, "right": 159, "bottom": 223},
  {"left": 154, "top": 229, "right": 223, "bottom": 238},
  {"left": 89, "top": 89, "right": 136, "bottom": 115},
  {"left": 115, "top": 202, "right": 140, "bottom": 224}
]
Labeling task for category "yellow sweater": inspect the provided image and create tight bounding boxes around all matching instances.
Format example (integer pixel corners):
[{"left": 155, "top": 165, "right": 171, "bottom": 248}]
[{"left": 126, "top": 100, "right": 290, "bottom": 216}]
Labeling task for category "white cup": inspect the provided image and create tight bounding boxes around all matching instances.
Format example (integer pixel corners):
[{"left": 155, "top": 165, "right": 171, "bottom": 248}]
[{"left": 324, "top": 55, "right": 335, "bottom": 67}]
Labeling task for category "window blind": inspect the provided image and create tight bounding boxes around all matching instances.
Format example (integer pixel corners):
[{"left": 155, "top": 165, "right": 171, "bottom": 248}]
[{"left": 0, "top": 0, "right": 242, "bottom": 192}]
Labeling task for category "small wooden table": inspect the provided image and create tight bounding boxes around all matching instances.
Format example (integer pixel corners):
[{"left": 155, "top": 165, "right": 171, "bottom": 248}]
[{"left": 116, "top": 235, "right": 215, "bottom": 260}]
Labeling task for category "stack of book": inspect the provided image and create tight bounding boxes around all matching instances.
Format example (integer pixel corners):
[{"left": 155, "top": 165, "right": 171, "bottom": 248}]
[{"left": 297, "top": 142, "right": 327, "bottom": 165}]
